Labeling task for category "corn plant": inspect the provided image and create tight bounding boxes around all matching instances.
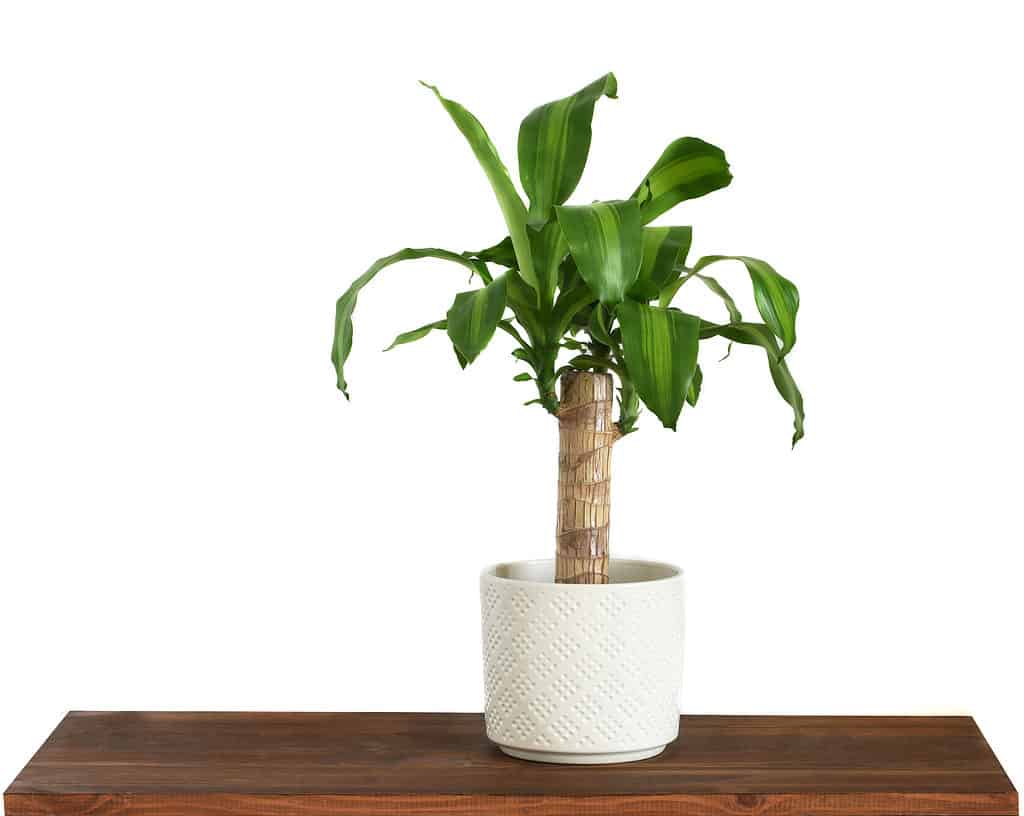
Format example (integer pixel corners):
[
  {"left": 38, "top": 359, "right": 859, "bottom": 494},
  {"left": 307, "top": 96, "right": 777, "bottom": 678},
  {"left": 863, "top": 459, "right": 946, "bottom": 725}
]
[{"left": 332, "top": 74, "right": 804, "bottom": 583}]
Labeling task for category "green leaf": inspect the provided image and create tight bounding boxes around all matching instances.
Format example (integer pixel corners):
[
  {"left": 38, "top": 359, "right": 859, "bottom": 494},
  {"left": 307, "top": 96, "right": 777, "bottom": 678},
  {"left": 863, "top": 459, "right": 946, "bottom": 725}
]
[
  {"left": 699, "top": 320, "right": 779, "bottom": 358},
  {"left": 630, "top": 137, "right": 732, "bottom": 224},
  {"left": 695, "top": 255, "right": 799, "bottom": 355},
  {"left": 555, "top": 199, "right": 642, "bottom": 306},
  {"left": 504, "top": 270, "right": 546, "bottom": 342},
  {"left": 694, "top": 272, "right": 743, "bottom": 322},
  {"left": 420, "top": 82, "right": 538, "bottom": 296},
  {"left": 700, "top": 321, "right": 804, "bottom": 445},
  {"left": 526, "top": 219, "right": 567, "bottom": 309},
  {"left": 552, "top": 282, "right": 597, "bottom": 338},
  {"left": 497, "top": 318, "right": 530, "bottom": 349},
  {"left": 469, "top": 236, "right": 515, "bottom": 268},
  {"left": 518, "top": 73, "right": 618, "bottom": 225},
  {"left": 512, "top": 372, "right": 532, "bottom": 382},
  {"left": 660, "top": 270, "right": 743, "bottom": 323},
  {"left": 617, "top": 301, "right": 700, "bottom": 430},
  {"left": 446, "top": 273, "right": 508, "bottom": 364},
  {"left": 384, "top": 319, "right": 446, "bottom": 351},
  {"left": 568, "top": 354, "right": 620, "bottom": 374},
  {"left": 687, "top": 363, "right": 703, "bottom": 407},
  {"left": 332, "top": 248, "right": 487, "bottom": 398},
  {"left": 588, "top": 304, "right": 616, "bottom": 347},
  {"left": 770, "top": 358, "right": 805, "bottom": 447},
  {"left": 630, "top": 226, "right": 692, "bottom": 301}
]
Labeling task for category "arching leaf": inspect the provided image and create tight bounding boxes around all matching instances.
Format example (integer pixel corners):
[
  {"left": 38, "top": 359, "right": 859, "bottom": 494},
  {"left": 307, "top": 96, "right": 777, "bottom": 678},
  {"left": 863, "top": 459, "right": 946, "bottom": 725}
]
[
  {"left": 695, "top": 255, "right": 799, "bottom": 355},
  {"left": 629, "top": 226, "right": 692, "bottom": 301},
  {"left": 420, "top": 83, "right": 538, "bottom": 297},
  {"left": 660, "top": 270, "right": 743, "bottom": 323},
  {"left": 384, "top": 320, "right": 446, "bottom": 351},
  {"left": 617, "top": 301, "right": 700, "bottom": 430},
  {"left": 699, "top": 320, "right": 778, "bottom": 356},
  {"left": 630, "top": 137, "right": 732, "bottom": 224},
  {"left": 446, "top": 273, "right": 508, "bottom": 364},
  {"left": 700, "top": 321, "right": 805, "bottom": 445},
  {"left": 518, "top": 73, "right": 618, "bottom": 225},
  {"left": 332, "top": 248, "right": 488, "bottom": 398},
  {"left": 771, "top": 358, "right": 805, "bottom": 447},
  {"left": 468, "top": 236, "right": 515, "bottom": 268},
  {"left": 555, "top": 199, "right": 642, "bottom": 306}
]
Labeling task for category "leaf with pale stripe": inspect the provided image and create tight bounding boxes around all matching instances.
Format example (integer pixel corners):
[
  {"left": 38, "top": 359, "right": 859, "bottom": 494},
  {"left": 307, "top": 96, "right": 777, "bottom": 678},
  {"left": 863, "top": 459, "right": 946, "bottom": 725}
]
[
  {"left": 420, "top": 83, "right": 538, "bottom": 296},
  {"left": 332, "top": 248, "right": 488, "bottom": 397},
  {"left": 555, "top": 199, "right": 641, "bottom": 306},
  {"left": 630, "top": 226, "right": 692, "bottom": 301},
  {"left": 695, "top": 255, "right": 799, "bottom": 355},
  {"left": 384, "top": 319, "right": 446, "bottom": 351},
  {"left": 518, "top": 73, "right": 618, "bottom": 225},
  {"left": 630, "top": 137, "right": 732, "bottom": 224},
  {"left": 617, "top": 301, "right": 700, "bottom": 430},
  {"left": 446, "top": 273, "right": 508, "bottom": 364},
  {"left": 700, "top": 321, "right": 805, "bottom": 445}
]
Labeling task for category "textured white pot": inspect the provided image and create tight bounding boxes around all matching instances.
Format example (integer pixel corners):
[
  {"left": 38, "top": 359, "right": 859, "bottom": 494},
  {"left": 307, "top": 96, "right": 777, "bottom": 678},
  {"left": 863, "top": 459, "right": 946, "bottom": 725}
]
[{"left": 480, "top": 559, "right": 684, "bottom": 764}]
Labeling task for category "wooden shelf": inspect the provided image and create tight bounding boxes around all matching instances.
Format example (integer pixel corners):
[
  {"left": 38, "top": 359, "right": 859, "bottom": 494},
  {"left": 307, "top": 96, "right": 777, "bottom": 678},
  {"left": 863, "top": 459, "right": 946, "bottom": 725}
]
[{"left": 4, "top": 712, "right": 1017, "bottom": 816}]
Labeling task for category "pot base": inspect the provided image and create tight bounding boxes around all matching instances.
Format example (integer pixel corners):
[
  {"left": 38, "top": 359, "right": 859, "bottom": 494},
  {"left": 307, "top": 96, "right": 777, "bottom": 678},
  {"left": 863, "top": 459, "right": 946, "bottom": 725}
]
[{"left": 499, "top": 744, "right": 666, "bottom": 765}]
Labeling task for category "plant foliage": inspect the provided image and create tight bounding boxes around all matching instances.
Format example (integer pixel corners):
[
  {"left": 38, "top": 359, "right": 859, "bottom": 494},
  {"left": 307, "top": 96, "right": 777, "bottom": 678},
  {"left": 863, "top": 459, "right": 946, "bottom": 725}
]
[{"left": 333, "top": 74, "right": 805, "bottom": 445}]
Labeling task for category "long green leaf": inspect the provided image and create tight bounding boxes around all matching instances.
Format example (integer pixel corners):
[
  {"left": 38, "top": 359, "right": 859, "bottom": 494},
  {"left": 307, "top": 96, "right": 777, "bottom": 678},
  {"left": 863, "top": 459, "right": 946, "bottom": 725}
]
[
  {"left": 527, "top": 219, "right": 567, "bottom": 309},
  {"left": 701, "top": 321, "right": 805, "bottom": 445},
  {"left": 629, "top": 226, "right": 692, "bottom": 301},
  {"left": 699, "top": 320, "right": 779, "bottom": 358},
  {"left": 518, "top": 73, "right": 618, "bottom": 225},
  {"left": 420, "top": 83, "right": 538, "bottom": 296},
  {"left": 660, "top": 270, "right": 743, "bottom": 322},
  {"left": 446, "top": 273, "right": 508, "bottom": 364},
  {"left": 695, "top": 255, "right": 799, "bottom": 355},
  {"left": 694, "top": 272, "right": 743, "bottom": 322},
  {"left": 332, "top": 248, "right": 487, "bottom": 397},
  {"left": 617, "top": 301, "right": 700, "bottom": 430},
  {"left": 384, "top": 319, "right": 446, "bottom": 351},
  {"left": 770, "top": 357, "right": 805, "bottom": 447},
  {"left": 555, "top": 199, "right": 642, "bottom": 306},
  {"left": 630, "top": 137, "right": 732, "bottom": 224}
]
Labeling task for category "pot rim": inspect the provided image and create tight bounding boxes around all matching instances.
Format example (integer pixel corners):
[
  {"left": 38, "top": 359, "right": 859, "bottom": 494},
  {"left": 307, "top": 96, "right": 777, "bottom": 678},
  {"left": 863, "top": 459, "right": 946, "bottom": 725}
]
[{"left": 481, "top": 558, "right": 683, "bottom": 588}]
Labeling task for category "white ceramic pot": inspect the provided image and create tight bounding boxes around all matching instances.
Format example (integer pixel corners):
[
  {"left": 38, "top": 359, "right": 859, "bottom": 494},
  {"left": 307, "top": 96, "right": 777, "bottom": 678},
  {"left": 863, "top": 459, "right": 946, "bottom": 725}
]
[{"left": 480, "top": 558, "right": 684, "bottom": 764}]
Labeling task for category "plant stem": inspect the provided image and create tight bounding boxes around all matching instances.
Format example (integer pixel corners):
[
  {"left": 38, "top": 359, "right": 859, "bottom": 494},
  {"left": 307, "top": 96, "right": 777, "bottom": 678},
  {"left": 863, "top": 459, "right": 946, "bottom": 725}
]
[{"left": 555, "top": 370, "right": 616, "bottom": 584}]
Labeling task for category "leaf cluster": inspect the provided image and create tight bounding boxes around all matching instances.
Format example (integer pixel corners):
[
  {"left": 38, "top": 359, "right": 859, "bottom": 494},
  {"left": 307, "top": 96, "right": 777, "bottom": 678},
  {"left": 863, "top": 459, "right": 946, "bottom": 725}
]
[{"left": 332, "top": 74, "right": 804, "bottom": 444}]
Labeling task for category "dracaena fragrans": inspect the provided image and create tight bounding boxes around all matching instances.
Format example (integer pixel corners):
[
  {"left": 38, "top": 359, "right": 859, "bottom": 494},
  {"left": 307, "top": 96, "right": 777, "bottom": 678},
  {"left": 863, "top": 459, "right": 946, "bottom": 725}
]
[{"left": 332, "top": 74, "right": 804, "bottom": 583}]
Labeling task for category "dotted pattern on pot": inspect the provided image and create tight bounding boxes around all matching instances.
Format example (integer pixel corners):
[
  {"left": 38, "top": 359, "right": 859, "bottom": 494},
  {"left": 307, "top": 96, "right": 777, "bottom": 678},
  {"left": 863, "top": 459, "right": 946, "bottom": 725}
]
[{"left": 480, "top": 571, "right": 684, "bottom": 755}]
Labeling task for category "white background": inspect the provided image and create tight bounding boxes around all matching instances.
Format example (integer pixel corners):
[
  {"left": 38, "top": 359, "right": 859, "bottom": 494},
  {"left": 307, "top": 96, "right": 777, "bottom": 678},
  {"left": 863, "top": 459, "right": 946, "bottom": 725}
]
[{"left": 1, "top": 0, "right": 1021, "bottom": 797}]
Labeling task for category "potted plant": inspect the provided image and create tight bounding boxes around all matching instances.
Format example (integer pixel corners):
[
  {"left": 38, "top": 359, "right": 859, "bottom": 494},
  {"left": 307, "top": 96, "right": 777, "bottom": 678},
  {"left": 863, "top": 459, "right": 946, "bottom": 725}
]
[{"left": 332, "top": 74, "right": 803, "bottom": 764}]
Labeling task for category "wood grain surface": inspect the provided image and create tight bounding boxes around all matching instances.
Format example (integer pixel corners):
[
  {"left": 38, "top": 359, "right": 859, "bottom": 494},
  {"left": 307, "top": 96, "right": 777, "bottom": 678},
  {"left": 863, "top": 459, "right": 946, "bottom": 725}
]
[{"left": 5, "top": 712, "right": 1017, "bottom": 816}]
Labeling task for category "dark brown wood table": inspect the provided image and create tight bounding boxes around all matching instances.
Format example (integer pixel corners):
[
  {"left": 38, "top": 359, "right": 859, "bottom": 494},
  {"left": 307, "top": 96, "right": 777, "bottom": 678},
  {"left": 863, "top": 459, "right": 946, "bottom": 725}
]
[{"left": 4, "top": 712, "right": 1017, "bottom": 816}]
